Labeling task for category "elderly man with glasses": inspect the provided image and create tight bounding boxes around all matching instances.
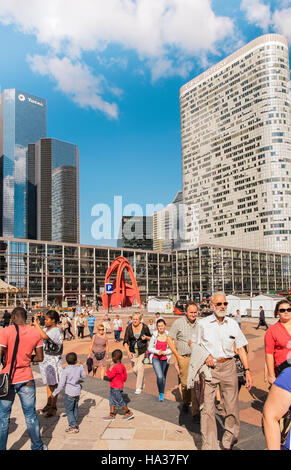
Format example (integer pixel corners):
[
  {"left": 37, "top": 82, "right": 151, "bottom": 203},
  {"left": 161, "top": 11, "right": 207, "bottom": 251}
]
[{"left": 193, "top": 292, "right": 253, "bottom": 450}]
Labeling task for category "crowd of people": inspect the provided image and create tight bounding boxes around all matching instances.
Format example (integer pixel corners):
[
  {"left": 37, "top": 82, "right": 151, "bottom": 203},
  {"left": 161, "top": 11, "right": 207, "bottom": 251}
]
[{"left": 0, "top": 295, "right": 291, "bottom": 450}]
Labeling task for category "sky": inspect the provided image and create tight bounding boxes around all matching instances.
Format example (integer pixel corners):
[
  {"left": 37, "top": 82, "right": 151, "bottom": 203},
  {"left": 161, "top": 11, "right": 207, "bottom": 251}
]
[{"left": 0, "top": 0, "right": 291, "bottom": 246}]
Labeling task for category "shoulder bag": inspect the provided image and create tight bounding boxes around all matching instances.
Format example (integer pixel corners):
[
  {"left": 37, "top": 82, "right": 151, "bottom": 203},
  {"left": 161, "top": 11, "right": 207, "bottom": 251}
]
[
  {"left": 0, "top": 324, "right": 20, "bottom": 398},
  {"left": 44, "top": 331, "right": 63, "bottom": 356}
]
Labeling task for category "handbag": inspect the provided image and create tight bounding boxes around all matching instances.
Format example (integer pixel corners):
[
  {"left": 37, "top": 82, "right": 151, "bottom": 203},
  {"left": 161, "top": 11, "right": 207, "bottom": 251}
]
[
  {"left": 0, "top": 324, "right": 20, "bottom": 398},
  {"left": 44, "top": 338, "right": 63, "bottom": 356},
  {"left": 194, "top": 371, "right": 206, "bottom": 407},
  {"left": 118, "top": 327, "right": 122, "bottom": 332},
  {"left": 234, "top": 354, "right": 246, "bottom": 385},
  {"left": 144, "top": 350, "right": 151, "bottom": 364},
  {"left": 276, "top": 360, "right": 291, "bottom": 376},
  {"left": 86, "top": 357, "right": 93, "bottom": 374},
  {"left": 280, "top": 408, "right": 291, "bottom": 448},
  {"left": 93, "top": 351, "right": 106, "bottom": 361}
]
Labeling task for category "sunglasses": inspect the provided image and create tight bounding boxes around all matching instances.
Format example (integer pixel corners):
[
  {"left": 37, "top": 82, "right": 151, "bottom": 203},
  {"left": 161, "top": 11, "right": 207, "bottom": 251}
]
[
  {"left": 214, "top": 302, "right": 228, "bottom": 307},
  {"left": 98, "top": 328, "right": 105, "bottom": 331},
  {"left": 278, "top": 308, "right": 291, "bottom": 313}
]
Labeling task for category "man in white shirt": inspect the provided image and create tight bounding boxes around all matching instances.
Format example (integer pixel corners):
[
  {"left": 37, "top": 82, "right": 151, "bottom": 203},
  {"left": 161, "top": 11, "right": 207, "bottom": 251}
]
[
  {"left": 113, "top": 315, "right": 123, "bottom": 342},
  {"left": 193, "top": 292, "right": 253, "bottom": 450}
]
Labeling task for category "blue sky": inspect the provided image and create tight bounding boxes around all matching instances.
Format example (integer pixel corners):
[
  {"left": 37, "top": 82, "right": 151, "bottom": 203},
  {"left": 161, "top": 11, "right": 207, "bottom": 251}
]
[{"left": 0, "top": 0, "right": 290, "bottom": 246}]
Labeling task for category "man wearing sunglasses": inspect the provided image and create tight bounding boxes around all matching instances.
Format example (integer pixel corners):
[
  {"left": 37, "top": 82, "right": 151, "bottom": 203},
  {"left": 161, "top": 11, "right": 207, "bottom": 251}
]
[{"left": 193, "top": 292, "right": 253, "bottom": 450}]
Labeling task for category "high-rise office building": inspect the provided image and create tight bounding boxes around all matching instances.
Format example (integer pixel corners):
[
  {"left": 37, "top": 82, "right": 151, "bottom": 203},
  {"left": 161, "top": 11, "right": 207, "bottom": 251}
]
[
  {"left": 180, "top": 34, "right": 291, "bottom": 254},
  {"left": 153, "top": 190, "right": 184, "bottom": 252},
  {"left": 117, "top": 216, "right": 153, "bottom": 250},
  {"left": 28, "top": 138, "right": 79, "bottom": 243},
  {"left": 0, "top": 89, "right": 47, "bottom": 238}
]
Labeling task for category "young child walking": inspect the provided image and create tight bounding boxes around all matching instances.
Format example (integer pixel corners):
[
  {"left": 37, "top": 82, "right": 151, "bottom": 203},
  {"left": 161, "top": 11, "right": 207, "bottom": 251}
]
[
  {"left": 104, "top": 349, "right": 134, "bottom": 421},
  {"left": 52, "top": 352, "right": 86, "bottom": 433}
]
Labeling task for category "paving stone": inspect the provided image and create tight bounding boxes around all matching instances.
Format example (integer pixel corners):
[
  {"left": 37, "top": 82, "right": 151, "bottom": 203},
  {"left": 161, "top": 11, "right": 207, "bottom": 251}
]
[
  {"left": 101, "top": 427, "right": 135, "bottom": 440},
  {"left": 93, "top": 440, "right": 110, "bottom": 450},
  {"left": 125, "top": 439, "right": 197, "bottom": 450},
  {"left": 108, "top": 419, "right": 136, "bottom": 428},
  {"left": 133, "top": 428, "right": 165, "bottom": 440},
  {"left": 4, "top": 319, "right": 269, "bottom": 450},
  {"left": 164, "top": 430, "right": 194, "bottom": 442},
  {"left": 106, "top": 440, "right": 130, "bottom": 450}
]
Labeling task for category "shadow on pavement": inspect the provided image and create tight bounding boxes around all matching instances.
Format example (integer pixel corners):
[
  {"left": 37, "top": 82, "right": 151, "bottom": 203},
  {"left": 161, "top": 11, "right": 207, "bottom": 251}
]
[
  {"left": 76, "top": 397, "right": 97, "bottom": 425},
  {"left": 7, "top": 417, "right": 17, "bottom": 436},
  {"left": 171, "top": 387, "right": 182, "bottom": 402},
  {"left": 9, "top": 408, "right": 60, "bottom": 450},
  {"left": 177, "top": 406, "right": 226, "bottom": 450}
]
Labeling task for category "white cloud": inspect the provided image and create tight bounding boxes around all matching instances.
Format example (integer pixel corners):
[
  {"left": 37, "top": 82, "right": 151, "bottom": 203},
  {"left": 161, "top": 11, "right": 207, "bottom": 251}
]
[
  {"left": 273, "top": 6, "right": 291, "bottom": 43},
  {"left": 241, "top": 0, "right": 271, "bottom": 31},
  {"left": 241, "top": 0, "right": 291, "bottom": 46},
  {"left": 28, "top": 55, "right": 119, "bottom": 119},
  {"left": 0, "top": 0, "right": 236, "bottom": 116},
  {"left": 150, "top": 57, "right": 194, "bottom": 82},
  {"left": 0, "top": 0, "right": 235, "bottom": 58}
]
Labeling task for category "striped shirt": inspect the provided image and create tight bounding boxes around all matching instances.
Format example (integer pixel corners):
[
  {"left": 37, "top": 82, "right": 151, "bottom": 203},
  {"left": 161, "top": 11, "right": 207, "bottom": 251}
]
[
  {"left": 169, "top": 316, "right": 198, "bottom": 356},
  {"left": 87, "top": 315, "right": 96, "bottom": 327}
]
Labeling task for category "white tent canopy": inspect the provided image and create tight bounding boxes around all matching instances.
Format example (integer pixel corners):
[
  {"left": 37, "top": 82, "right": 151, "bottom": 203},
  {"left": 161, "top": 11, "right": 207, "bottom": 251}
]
[
  {"left": 250, "top": 294, "right": 286, "bottom": 318},
  {"left": 226, "top": 294, "right": 251, "bottom": 317},
  {"left": 147, "top": 297, "right": 173, "bottom": 314}
]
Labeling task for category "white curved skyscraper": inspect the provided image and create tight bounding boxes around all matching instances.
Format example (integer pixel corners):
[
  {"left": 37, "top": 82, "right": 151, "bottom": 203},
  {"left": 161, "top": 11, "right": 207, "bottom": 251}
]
[{"left": 180, "top": 34, "right": 291, "bottom": 254}]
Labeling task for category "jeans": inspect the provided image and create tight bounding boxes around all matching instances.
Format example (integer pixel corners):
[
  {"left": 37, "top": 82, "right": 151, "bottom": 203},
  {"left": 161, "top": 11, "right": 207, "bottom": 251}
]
[
  {"left": 109, "top": 388, "right": 125, "bottom": 408},
  {"left": 152, "top": 358, "right": 169, "bottom": 394},
  {"left": 64, "top": 394, "right": 79, "bottom": 428},
  {"left": 0, "top": 380, "right": 44, "bottom": 450},
  {"left": 114, "top": 330, "right": 121, "bottom": 342},
  {"left": 88, "top": 326, "right": 94, "bottom": 338}
]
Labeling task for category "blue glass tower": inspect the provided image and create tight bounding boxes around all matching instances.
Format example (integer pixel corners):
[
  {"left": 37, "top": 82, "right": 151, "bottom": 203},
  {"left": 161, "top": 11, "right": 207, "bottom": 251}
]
[
  {"left": 0, "top": 89, "right": 47, "bottom": 238},
  {"left": 28, "top": 138, "right": 79, "bottom": 244}
]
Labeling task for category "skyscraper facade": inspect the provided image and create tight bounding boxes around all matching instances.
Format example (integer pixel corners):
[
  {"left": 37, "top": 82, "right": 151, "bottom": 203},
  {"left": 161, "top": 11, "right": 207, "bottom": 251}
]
[
  {"left": 28, "top": 138, "right": 79, "bottom": 244},
  {"left": 180, "top": 34, "right": 291, "bottom": 254},
  {"left": 153, "top": 190, "right": 184, "bottom": 252},
  {"left": 117, "top": 216, "right": 153, "bottom": 250},
  {"left": 0, "top": 89, "right": 47, "bottom": 238}
]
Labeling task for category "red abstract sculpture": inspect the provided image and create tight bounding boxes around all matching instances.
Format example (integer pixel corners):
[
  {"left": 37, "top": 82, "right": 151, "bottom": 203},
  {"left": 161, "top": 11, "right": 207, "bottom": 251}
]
[{"left": 102, "top": 256, "right": 142, "bottom": 309}]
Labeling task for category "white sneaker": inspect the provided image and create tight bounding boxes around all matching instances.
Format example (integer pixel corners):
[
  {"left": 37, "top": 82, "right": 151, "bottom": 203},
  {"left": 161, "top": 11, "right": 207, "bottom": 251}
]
[{"left": 135, "top": 388, "right": 142, "bottom": 395}]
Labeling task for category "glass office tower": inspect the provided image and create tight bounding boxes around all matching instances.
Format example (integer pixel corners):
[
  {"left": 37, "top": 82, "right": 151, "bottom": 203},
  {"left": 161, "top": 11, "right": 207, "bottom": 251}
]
[
  {"left": 0, "top": 89, "right": 47, "bottom": 238},
  {"left": 28, "top": 138, "right": 79, "bottom": 244},
  {"left": 117, "top": 216, "right": 153, "bottom": 250}
]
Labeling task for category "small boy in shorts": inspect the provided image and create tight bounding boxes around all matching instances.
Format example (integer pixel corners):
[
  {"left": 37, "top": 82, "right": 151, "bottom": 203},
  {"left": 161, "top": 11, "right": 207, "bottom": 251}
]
[
  {"left": 103, "top": 349, "right": 134, "bottom": 421},
  {"left": 52, "top": 352, "right": 86, "bottom": 433}
]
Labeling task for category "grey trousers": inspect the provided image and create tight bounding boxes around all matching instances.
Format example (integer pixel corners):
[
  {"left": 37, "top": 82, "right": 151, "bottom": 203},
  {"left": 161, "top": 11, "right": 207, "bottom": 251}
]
[{"left": 201, "top": 358, "right": 240, "bottom": 450}]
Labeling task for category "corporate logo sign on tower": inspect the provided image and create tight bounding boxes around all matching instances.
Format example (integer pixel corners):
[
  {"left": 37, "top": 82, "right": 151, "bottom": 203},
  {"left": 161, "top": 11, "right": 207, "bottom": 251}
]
[{"left": 18, "top": 93, "right": 44, "bottom": 107}]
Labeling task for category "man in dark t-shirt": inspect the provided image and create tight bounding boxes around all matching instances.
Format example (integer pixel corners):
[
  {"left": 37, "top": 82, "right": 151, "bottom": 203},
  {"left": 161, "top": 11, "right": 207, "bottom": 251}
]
[{"left": 0, "top": 307, "right": 45, "bottom": 450}]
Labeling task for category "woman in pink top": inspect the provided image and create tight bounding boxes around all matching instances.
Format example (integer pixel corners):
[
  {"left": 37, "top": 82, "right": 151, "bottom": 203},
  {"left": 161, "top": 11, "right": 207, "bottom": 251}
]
[
  {"left": 265, "top": 299, "right": 291, "bottom": 385},
  {"left": 88, "top": 323, "right": 109, "bottom": 379},
  {"left": 148, "top": 319, "right": 172, "bottom": 401}
]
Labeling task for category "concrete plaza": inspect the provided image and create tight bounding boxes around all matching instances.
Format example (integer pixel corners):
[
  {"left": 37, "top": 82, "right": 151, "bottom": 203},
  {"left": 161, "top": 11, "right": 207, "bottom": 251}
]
[{"left": 6, "top": 311, "right": 271, "bottom": 450}]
